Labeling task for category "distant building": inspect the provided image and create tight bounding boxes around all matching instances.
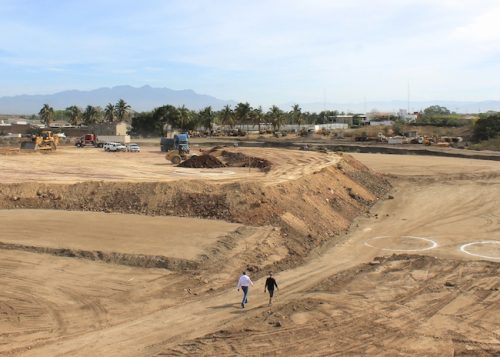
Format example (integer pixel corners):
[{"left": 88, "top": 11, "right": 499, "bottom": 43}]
[
  {"left": 369, "top": 120, "right": 394, "bottom": 126},
  {"left": 333, "top": 114, "right": 366, "bottom": 126},
  {"left": 398, "top": 109, "right": 418, "bottom": 123}
]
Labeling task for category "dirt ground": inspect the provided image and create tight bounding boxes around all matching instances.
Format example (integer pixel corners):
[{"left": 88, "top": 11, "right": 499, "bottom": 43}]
[
  {"left": 0, "top": 147, "right": 499, "bottom": 356},
  {"left": 0, "top": 146, "right": 338, "bottom": 184}
]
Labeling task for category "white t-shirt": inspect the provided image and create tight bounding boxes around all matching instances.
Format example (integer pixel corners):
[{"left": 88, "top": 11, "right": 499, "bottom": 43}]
[{"left": 237, "top": 274, "right": 254, "bottom": 288}]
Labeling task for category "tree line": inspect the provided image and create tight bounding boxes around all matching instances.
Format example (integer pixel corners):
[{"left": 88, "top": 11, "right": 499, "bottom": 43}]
[
  {"left": 37, "top": 99, "right": 499, "bottom": 143},
  {"left": 38, "top": 99, "right": 131, "bottom": 127},
  {"left": 38, "top": 100, "right": 347, "bottom": 135},
  {"left": 131, "top": 103, "right": 347, "bottom": 136}
]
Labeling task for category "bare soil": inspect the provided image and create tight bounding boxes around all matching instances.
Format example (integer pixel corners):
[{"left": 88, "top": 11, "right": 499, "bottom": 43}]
[{"left": 0, "top": 147, "right": 498, "bottom": 356}]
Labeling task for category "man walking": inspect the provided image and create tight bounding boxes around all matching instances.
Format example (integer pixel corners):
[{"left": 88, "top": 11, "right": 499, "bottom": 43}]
[
  {"left": 264, "top": 272, "right": 279, "bottom": 306},
  {"left": 237, "top": 271, "right": 254, "bottom": 308}
]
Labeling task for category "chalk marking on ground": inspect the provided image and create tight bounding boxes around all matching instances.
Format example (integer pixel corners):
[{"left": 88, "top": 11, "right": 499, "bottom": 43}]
[
  {"left": 459, "top": 241, "right": 500, "bottom": 260},
  {"left": 364, "top": 236, "right": 438, "bottom": 252}
]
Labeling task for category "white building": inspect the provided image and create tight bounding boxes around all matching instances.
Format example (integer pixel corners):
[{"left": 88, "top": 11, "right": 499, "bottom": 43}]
[{"left": 398, "top": 109, "right": 417, "bottom": 123}]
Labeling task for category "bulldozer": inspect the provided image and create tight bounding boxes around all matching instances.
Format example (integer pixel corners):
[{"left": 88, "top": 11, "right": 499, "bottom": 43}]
[{"left": 20, "top": 130, "right": 59, "bottom": 151}]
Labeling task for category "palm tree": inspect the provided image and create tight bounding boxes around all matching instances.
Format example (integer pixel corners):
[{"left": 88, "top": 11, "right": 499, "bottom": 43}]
[
  {"left": 65, "top": 105, "right": 82, "bottom": 126},
  {"left": 199, "top": 106, "right": 215, "bottom": 132},
  {"left": 104, "top": 103, "right": 116, "bottom": 123},
  {"left": 82, "top": 105, "right": 99, "bottom": 125},
  {"left": 250, "top": 106, "right": 264, "bottom": 133},
  {"left": 177, "top": 105, "right": 190, "bottom": 131},
  {"left": 39, "top": 104, "right": 54, "bottom": 127},
  {"left": 115, "top": 99, "right": 131, "bottom": 122},
  {"left": 291, "top": 104, "right": 304, "bottom": 129},
  {"left": 234, "top": 102, "right": 252, "bottom": 128},
  {"left": 267, "top": 105, "right": 285, "bottom": 131},
  {"left": 220, "top": 105, "right": 235, "bottom": 128}
]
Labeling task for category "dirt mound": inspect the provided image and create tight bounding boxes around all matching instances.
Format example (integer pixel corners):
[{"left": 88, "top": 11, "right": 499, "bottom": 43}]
[
  {"left": 181, "top": 148, "right": 272, "bottom": 172},
  {"left": 162, "top": 255, "right": 500, "bottom": 356},
  {"left": 178, "top": 154, "right": 225, "bottom": 168},
  {"left": 221, "top": 150, "right": 272, "bottom": 171}
]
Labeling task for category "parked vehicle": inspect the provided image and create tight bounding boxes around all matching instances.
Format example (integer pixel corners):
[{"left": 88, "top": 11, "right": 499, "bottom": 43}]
[
  {"left": 127, "top": 143, "right": 141, "bottom": 152},
  {"left": 104, "top": 142, "right": 126, "bottom": 152},
  {"left": 103, "top": 142, "right": 117, "bottom": 151},
  {"left": 161, "top": 133, "right": 189, "bottom": 153},
  {"left": 76, "top": 134, "right": 131, "bottom": 148},
  {"left": 75, "top": 134, "right": 97, "bottom": 147},
  {"left": 109, "top": 143, "right": 127, "bottom": 152}
]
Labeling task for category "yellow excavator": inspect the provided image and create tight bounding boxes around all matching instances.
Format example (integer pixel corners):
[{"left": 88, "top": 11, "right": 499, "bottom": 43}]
[{"left": 20, "top": 130, "right": 59, "bottom": 151}]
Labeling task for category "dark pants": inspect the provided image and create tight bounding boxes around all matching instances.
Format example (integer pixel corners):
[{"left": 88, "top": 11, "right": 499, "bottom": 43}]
[
  {"left": 268, "top": 289, "right": 275, "bottom": 298},
  {"left": 241, "top": 286, "right": 249, "bottom": 304}
]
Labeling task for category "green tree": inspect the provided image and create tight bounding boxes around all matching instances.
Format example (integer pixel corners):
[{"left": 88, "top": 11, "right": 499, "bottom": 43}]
[
  {"left": 250, "top": 106, "right": 264, "bottom": 133},
  {"left": 152, "top": 105, "right": 179, "bottom": 135},
  {"left": 65, "top": 105, "right": 82, "bottom": 126},
  {"left": 104, "top": 103, "right": 116, "bottom": 123},
  {"left": 234, "top": 102, "right": 252, "bottom": 127},
  {"left": 423, "top": 105, "right": 451, "bottom": 116},
  {"left": 473, "top": 112, "right": 500, "bottom": 141},
  {"left": 290, "top": 104, "right": 304, "bottom": 128},
  {"left": 82, "top": 105, "right": 100, "bottom": 125},
  {"left": 38, "top": 104, "right": 54, "bottom": 127},
  {"left": 115, "top": 99, "right": 131, "bottom": 121},
  {"left": 199, "top": 106, "right": 215, "bottom": 132},
  {"left": 177, "top": 105, "right": 191, "bottom": 131},
  {"left": 267, "top": 105, "right": 285, "bottom": 131},
  {"left": 220, "top": 105, "right": 235, "bottom": 128}
]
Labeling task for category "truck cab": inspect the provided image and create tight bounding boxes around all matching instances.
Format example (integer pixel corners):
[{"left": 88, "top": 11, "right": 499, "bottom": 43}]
[{"left": 161, "top": 133, "right": 189, "bottom": 153}]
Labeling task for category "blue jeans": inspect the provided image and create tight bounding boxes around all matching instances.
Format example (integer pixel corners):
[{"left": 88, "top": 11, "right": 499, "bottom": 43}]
[{"left": 241, "top": 286, "right": 249, "bottom": 304}]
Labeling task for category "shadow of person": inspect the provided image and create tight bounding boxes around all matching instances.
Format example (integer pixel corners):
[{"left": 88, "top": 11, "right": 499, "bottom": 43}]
[{"left": 208, "top": 303, "right": 240, "bottom": 310}]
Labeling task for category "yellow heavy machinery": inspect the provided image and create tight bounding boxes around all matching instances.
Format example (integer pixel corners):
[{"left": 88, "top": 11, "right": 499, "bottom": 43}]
[
  {"left": 20, "top": 130, "right": 59, "bottom": 151},
  {"left": 163, "top": 133, "right": 190, "bottom": 164}
]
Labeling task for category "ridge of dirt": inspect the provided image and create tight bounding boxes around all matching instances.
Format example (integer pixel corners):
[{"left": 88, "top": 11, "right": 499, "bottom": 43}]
[
  {"left": 0, "top": 241, "right": 198, "bottom": 271},
  {"left": 0, "top": 154, "right": 391, "bottom": 274}
]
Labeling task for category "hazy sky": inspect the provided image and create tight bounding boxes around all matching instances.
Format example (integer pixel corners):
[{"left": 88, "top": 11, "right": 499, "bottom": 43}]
[{"left": 1, "top": 0, "right": 499, "bottom": 106}]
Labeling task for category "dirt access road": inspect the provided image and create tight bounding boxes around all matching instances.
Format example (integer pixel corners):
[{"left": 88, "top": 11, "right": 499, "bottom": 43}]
[
  {"left": 0, "top": 146, "right": 337, "bottom": 184},
  {"left": 1, "top": 151, "right": 496, "bottom": 356}
]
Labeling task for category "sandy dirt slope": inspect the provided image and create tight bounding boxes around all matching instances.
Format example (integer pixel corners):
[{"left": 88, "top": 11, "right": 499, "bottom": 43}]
[
  {"left": 9, "top": 154, "right": 498, "bottom": 357},
  {"left": 163, "top": 255, "right": 499, "bottom": 356},
  {"left": 0, "top": 150, "right": 498, "bottom": 356}
]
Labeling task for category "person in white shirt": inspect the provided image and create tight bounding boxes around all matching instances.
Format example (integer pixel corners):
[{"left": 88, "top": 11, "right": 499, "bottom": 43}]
[{"left": 236, "top": 271, "right": 254, "bottom": 308}]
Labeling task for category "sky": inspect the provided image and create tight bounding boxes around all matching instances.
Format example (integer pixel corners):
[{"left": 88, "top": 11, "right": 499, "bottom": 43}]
[{"left": 1, "top": 0, "right": 500, "bottom": 107}]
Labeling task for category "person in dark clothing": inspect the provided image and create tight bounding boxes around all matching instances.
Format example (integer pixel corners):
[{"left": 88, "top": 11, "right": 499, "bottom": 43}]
[{"left": 264, "top": 272, "right": 279, "bottom": 306}]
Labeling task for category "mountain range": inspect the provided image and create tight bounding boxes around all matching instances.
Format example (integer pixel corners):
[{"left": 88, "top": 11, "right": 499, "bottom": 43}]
[
  {"left": 0, "top": 85, "right": 499, "bottom": 114},
  {"left": 0, "top": 85, "right": 236, "bottom": 114}
]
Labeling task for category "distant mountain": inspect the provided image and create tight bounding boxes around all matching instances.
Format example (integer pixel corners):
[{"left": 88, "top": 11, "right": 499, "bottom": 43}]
[
  {"left": 0, "top": 85, "right": 237, "bottom": 114},
  {"left": 296, "top": 100, "right": 500, "bottom": 114},
  {"left": 1, "top": 85, "right": 499, "bottom": 115}
]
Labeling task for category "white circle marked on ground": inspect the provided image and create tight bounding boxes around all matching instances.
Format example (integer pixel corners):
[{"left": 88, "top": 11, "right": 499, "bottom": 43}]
[
  {"left": 364, "top": 236, "right": 438, "bottom": 252},
  {"left": 459, "top": 241, "right": 500, "bottom": 260}
]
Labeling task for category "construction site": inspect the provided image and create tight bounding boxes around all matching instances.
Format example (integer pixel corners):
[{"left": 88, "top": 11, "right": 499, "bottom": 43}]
[{"left": 0, "top": 142, "right": 499, "bottom": 356}]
